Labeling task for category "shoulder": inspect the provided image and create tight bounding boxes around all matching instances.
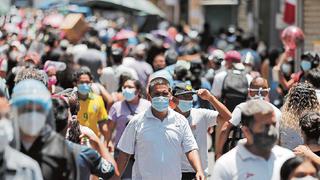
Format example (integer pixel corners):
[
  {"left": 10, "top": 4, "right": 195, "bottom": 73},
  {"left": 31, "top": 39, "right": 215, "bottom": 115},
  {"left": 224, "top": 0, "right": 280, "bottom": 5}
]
[
  {"left": 272, "top": 145, "right": 294, "bottom": 158},
  {"left": 215, "top": 71, "right": 227, "bottom": 79},
  {"left": 6, "top": 146, "right": 40, "bottom": 169},
  {"left": 110, "top": 101, "right": 123, "bottom": 109}
]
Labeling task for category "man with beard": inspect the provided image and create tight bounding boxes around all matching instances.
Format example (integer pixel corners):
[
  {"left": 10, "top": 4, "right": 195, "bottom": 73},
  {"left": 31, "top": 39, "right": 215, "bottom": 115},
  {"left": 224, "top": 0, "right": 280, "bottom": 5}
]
[{"left": 213, "top": 100, "right": 293, "bottom": 180}]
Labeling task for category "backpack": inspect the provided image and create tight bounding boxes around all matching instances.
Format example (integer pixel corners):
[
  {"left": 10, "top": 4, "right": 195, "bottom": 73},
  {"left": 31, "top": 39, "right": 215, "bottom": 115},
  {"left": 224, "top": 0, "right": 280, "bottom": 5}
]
[
  {"left": 221, "top": 69, "right": 248, "bottom": 111},
  {"left": 221, "top": 69, "right": 248, "bottom": 153}
]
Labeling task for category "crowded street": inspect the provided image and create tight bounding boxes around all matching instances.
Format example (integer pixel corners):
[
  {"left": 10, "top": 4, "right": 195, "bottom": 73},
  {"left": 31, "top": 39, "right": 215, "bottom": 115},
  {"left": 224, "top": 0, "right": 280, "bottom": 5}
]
[{"left": 0, "top": 0, "right": 319, "bottom": 180}]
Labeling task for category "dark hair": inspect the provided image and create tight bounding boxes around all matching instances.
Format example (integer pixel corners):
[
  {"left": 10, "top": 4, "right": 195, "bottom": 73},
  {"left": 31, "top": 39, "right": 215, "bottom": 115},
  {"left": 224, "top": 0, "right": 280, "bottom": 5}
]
[
  {"left": 123, "top": 78, "right": 146, "bottom": 99},
  {"left": 285, "top": 82, "right": 319, "bottom": 115},
  {"left": 280, "top": 156, "right": 318, "bottom": 180},
  {"left": 299, "top": 111, "right": 320, "bottom": 142},
  {"left": 52, "top": 97, "right": 69, "bottom": 133},
  {"left": 67, "top": 119, "right": 81, "bottom": 144},
  {"left": 148, "top": 77, "right": 170, "bottom": 95},
  {"left": 306, "top": 67, "right": 320, "bottom": 89},
  {"left": 68, "top": 94, "right": 80, "bottom": 116},
  {"left": 73, "top": 67, "right": 93, "bottom": 83}
]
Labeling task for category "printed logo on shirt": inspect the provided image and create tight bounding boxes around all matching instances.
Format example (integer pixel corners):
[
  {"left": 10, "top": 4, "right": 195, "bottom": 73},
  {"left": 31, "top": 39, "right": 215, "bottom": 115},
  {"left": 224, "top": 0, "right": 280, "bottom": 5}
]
[
  {"left": 245, "top": 172, "right": 255, "bottom": 179},
  {"left": 101, "top": 159, "right": 112, "bottom": 173}
]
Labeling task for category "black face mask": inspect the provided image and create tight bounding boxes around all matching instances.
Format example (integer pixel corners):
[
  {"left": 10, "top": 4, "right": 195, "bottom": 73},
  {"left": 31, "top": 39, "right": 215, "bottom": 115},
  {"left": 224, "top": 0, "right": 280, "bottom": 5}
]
[{"left": 250, "top": 125, "right": 278, "bottom": 151}]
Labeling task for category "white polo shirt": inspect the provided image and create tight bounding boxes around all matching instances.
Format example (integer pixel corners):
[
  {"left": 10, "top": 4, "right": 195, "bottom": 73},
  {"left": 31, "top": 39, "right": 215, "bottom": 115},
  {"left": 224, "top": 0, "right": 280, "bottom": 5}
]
[
  {"left": 212, "top": 139, "right": 294, "bottom": 180},
  {"left": 211, "top": 70, "right": 253, "bottom": 98},
  {"left": 117, "top": 107, "right": 198, "bottom": 180},
  {"left": 181, "top": 108, "right": 218, "bottom": 174}
]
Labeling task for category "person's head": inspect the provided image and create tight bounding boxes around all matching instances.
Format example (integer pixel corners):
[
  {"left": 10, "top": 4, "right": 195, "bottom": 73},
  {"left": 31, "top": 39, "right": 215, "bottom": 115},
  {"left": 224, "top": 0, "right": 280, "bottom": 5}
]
[
  {"left": 224, "top": 50, "right": 241, "bottom": 69},
  {"left": 51, "top": 96, "right": 71, "bottom": 135},
  {"left": 172, "top": 83, "right": 196, "bottom": 114},
  {"left": 300, "top": 52, "right": 320, "bottom": 72},
  {"left": 242, "top": 52, "right": 255, "bottom": 72},
  {"left": 0, "top": 97, "right": 13, "bottom": 152},
  {"left": 11, "top": 79, "right": 52, "bottom": 137},
  {"left": 164, "top": 49, "right": 178, "bottom": 66},
  {"left": 240, "top": 99, "right": 277, "bottom": 152},
  {"left": 148, "top": 77, "right": 171, "bottom": 113},
  {"left": 306, "top": 67, "right": 320, "bottom": 89},
  {"left": 122, "top": 78, "right": 145, "bottom": 102},
  {"left": 152, "top": 54, "right": 166, "bottom": 71},
  {"left": 67, "top": 119, "right": 81, "bottom": 144},
  {"left": 134, "top": 44, "right": 146, "bottom": 60},
  {"left": 281, "top": 156, "right": 318, "bottom": 180},
  {"left": 248, "top": 77, "right": 270, "bottom": 100},
  {"left": 208, "top": 49, "right": 224, "bottom": 70},
  {"left": 44, "top": 61, "right": 66, "bottom": 90},
  {"left": 111, "top": 47, "right": 124, "bottom": 65},
  {"left": 23, "top": 52, "right": 41, "bottom": 68},
  {"left": 73, "top": 67, "right": 93, "bottom": 97},
  {"left": 15, "top": 67, "right": 48, "bottom": 86},
  {"left": 299, "top": 111, "right": 320, "bottom": 144},
  {"left": 284, "top": 82, "right": 319, "bottom": 115}
]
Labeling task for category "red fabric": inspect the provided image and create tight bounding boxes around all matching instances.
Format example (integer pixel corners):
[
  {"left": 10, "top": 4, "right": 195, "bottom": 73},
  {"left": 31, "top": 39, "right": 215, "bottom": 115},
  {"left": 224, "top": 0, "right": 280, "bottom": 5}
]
[{"left": 283, "top": 0, "right": 296, "bottom": 24}]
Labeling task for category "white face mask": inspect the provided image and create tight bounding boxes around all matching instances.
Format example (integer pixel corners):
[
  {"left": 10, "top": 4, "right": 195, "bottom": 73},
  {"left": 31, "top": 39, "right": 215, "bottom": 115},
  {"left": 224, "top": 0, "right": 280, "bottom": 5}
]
[
  {"left": 0, "top": 118, "right": 13, "bottom": 152},
  {"left": 18, "top": 112, "right": 47, "bottom": 136},
  {"left": 292, "top": 176, "right": 318, "bottom": 180}
]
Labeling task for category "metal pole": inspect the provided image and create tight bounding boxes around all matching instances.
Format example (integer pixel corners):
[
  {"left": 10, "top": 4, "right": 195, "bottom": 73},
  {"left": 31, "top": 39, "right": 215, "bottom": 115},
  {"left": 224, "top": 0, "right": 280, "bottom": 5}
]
[{"left": 295, "top": 0, "right": 303, "bottom": 72}]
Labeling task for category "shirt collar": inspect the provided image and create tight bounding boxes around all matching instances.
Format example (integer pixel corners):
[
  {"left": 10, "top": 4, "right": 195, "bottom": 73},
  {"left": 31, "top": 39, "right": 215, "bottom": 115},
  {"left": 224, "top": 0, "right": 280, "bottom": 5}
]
[
  {"left": 145, "top": 107, "right": 173, "bottom": 121},
  {"left": 237, "top": 139, "right": 262, "bottom": 161}
]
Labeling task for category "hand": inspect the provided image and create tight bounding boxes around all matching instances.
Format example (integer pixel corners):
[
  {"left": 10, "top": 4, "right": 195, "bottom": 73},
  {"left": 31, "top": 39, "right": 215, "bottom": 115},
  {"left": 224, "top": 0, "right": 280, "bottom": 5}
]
[
  {"left": 79, "top": 125, "right": 100, "bottom": 148},
  {"left": 108, "top": 141, "right": 115, "bottom": 152},
  {"left": 195, "top": 171, "right": 206, "bottom": 180},
  {"left": 293, "top": 145, "right": 313, "bottom": 158},
  {"left": 197, "top": 89, "right": 213, "bottom": 101}
]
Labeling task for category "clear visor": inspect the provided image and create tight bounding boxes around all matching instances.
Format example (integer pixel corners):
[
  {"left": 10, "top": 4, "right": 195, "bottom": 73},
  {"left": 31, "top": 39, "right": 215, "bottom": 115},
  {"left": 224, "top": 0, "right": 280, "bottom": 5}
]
[{"left": 248, "top": 88, "right": 270, "bottom": 97}]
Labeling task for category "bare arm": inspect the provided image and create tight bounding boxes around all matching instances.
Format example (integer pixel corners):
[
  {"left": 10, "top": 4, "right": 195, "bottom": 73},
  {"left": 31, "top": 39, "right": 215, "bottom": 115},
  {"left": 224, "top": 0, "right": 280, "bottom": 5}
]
[
  {"left": 98, "top": 121, "right": 109, "bottom": 146},
  {"left": 115, "top": 151, "right": 131, "bottom": 178},
  {"left": 106, "top": 120, "right": 116, "bottom": 145},
  {"left": 215, "top": 121, "right": 233, "bottom": 160},
  {"left": 186, "top": 149, "right": 205, "bottom": 180},
  {"left": 197, "top": 89, "right": 232, "bottom": 122},
  {"left": 98, "top": 84, "right": 114, "bottom": 110}
]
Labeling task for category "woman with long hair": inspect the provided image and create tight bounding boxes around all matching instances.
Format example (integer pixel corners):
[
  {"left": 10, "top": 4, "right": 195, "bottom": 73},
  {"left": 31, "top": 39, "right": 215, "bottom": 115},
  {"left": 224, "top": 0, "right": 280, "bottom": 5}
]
[{"left": 280, "top": 82, "right": 320, "bottom": 150}]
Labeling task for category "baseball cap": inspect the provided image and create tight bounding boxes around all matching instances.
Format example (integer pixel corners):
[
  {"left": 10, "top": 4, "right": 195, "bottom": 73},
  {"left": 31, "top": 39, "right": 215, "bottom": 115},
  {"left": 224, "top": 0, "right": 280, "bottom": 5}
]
[
  {"left": 225, "top": 50, "right": 241, "bottom": 63},
  {"left": 172, "top": 82, "right": 197, "bottom": 96},
  {"left": 209, "top": 49, "right": 225, "bottom": 64}
]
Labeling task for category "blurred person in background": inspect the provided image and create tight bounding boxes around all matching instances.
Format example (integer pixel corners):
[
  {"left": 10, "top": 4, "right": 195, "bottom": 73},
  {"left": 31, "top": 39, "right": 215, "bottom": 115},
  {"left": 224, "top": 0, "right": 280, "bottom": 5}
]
[
  {"left": 306, "top": 67, "right": 320, "bottom": 101},
  {"left": 152, "top": 53, "right": 166, "bottom": 72},
  {"left": 106, "top": 78, "right": 150, "bottom": 179},
  {"left": 43, "top": 60, "right": 66, "bottom": 94},
  {"left": 10, "top": 79, "right": 78, "bottom": 180},
  {"left": 293, "top": 111, "right": 320, "bottom": 165},
  {"left": 73, "top": 69, "right": 109, "bottom": 146},
  {"left": 0, "top": 97, "right": 43, "bottom": 180},
  {"left": 280, "top": 82, "right": 320, "bottom": 150},
  {"left": 280, "top": 156, "right": 319, "bottom": 180},
  {"left": 122, "top": 44, "right": 153, "bottom": 87}
]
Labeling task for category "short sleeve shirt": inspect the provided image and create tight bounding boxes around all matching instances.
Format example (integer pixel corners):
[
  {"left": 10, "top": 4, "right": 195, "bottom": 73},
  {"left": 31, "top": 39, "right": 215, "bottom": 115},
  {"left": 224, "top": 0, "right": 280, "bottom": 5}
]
[
  {"left": 78, "top": 93, "right": 108, "bottom": 135},
  {"left": 117, "top": 107, "right": 198, "bottom": 180},
  {"left": 181, "top": 108, "right": 218, "bottom": 173}
]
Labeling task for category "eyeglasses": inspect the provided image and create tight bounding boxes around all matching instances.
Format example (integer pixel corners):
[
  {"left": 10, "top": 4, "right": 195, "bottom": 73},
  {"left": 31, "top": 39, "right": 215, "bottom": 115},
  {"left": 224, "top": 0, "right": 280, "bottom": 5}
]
[{"left": 248, "top": 88, "right": 270, "bottom": 97}]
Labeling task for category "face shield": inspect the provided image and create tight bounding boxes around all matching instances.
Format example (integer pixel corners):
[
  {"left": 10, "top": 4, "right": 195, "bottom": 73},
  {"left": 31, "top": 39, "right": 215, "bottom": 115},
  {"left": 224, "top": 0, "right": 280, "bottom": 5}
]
[{"left": 248, "top": 87, "right": 270, "bottom": 100}]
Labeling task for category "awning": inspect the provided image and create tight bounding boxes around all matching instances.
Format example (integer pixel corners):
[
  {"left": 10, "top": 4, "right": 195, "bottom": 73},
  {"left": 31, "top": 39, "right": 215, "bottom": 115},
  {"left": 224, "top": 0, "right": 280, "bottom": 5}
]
[{"left": 85, "top": 0, "right": 166, "bottom": 18}]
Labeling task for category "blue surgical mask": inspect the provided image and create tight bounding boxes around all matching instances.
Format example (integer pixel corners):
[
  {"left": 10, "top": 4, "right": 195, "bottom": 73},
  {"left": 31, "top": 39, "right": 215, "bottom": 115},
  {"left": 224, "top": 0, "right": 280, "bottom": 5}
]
[
  {"left": 151, "top": 96, "right": 169, "bottom": 112},
  {"left": 178, "top": 99, "right": 193, "bottom": 112},
  {"left": 300, "top": 60, "right": 312, "bottom": 71},
  {"left": 77, "top": 83, "right": 91, "bottom": 95},
  {"left": 122, "top": 88, "right": 136, "bottom": 101}
]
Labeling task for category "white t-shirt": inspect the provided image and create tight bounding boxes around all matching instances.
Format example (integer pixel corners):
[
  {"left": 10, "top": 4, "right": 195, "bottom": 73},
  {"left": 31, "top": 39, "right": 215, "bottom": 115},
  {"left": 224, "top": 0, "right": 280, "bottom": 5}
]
[
  {"left": 230, "top": 101, "right": 282, "bottom": 128},
  {"left": 181, "top": 108, "right": 219, "bottom": 174},
  {"left": 117, "top": 107, "right": 198, "bottom": 180},
  {"left": 212, "top": 139, "right": 294, "bottom": 180},
  {"left": 211, "top": 70, "right": 253, "bottom": 98}
]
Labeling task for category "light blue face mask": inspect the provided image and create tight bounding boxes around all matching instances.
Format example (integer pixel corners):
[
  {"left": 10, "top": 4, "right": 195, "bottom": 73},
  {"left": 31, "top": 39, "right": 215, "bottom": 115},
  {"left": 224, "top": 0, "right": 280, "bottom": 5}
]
[
  {"left": 300, "top": 60, "right": 312, "bottom": 71},
  {"left": 151, "top": 96, "right": 169, "bottom": 112},
  {"left": 77, "top": 83, "right": 91, "bottom": 95},
  {"left": 178, "top": 99, "right": 193, "bottom": 113},
  {"left": 122, "top": 88, "right": 136, "bottom": 101}
]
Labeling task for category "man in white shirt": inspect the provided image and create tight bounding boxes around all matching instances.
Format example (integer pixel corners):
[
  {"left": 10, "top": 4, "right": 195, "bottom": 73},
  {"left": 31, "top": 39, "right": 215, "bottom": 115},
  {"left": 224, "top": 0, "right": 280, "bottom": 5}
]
[
  {"left": 115, "top": 77, "right": 205, "bottom": 180},
  {"left": 171, "top": 83, "right": 231, "bottom": 179},
  {"left": 216, "top": 77, "right": 282, "bottom": 159},
  {"left": 213, "top": 99, "right": 294, "bottom": 180}
]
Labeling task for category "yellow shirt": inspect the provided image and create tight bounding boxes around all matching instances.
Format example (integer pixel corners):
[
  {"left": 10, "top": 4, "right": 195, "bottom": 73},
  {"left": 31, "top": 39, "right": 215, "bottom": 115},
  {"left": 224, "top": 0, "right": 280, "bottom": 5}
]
[{"left": 77, "top": 93, "right": 108, "bottom": 136}]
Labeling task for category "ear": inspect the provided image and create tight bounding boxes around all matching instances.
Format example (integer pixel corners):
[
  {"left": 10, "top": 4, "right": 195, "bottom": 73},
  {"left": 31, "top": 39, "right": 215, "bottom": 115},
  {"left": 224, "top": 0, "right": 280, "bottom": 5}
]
[{"left": 241, "top": 126, "right": 253, "bottom": 145}]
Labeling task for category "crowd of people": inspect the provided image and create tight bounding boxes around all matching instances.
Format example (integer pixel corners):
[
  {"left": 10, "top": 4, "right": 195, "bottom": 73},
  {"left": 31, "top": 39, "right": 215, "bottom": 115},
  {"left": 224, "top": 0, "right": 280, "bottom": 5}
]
[{"left": 0, "top": 6, "right": 319, "bottom": 180}]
